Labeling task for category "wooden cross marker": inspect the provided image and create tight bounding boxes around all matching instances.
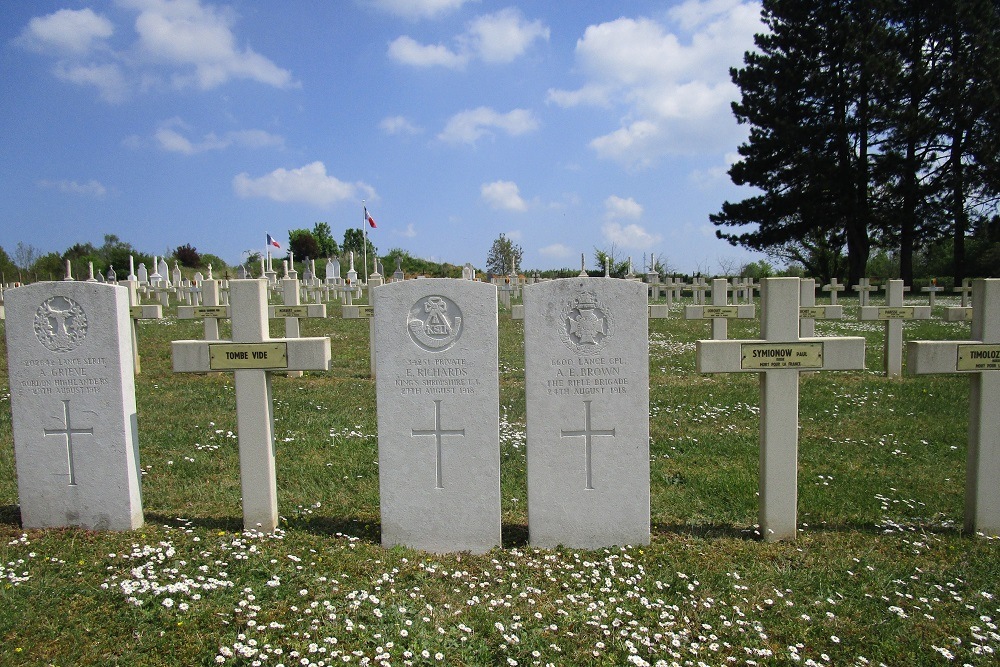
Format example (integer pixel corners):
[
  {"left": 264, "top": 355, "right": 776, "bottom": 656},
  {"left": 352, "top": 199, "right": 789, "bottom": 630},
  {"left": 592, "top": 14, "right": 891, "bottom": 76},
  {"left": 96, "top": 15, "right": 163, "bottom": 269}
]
[
  {"left": 171, "top": 280, "right": 331, "bottom": 532},
  {"left": 822, "top": 278, "right": 845, "bottom": 305},
  {"left": 799, "top": 278, "right": 843, "bottom": 338},
  {"left": 696, "top": 278, "right": 865, "bottom": 541},
  {"left": 860, "top": 279, "right": 931, "bottom": 377},
  {"left": 907, "top": 279, "right": 1000, "bottom": 535},
  {"left": 684, "top": 278, "right": 755, "bottom": 339}
]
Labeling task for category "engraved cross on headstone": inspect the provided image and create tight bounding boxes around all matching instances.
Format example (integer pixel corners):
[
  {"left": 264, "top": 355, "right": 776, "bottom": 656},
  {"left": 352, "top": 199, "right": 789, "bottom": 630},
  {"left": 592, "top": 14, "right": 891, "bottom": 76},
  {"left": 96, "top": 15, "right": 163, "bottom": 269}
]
[
  {"left": 43, "top": 399, "right": 93, "bottom": 486},
  {"left": 560, "top": 399, "right": 616, "bottom": 490},
  {"left": 411, "top": 399, "right": 466, "bottom": 489}
]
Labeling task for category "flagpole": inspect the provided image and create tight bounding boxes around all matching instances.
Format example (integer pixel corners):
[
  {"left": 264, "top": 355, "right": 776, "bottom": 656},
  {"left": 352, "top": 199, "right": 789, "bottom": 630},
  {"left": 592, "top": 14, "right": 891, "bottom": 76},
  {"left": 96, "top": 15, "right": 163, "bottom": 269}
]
[{"left": 362, "top": 201, "right": 369, "bottom": 286}]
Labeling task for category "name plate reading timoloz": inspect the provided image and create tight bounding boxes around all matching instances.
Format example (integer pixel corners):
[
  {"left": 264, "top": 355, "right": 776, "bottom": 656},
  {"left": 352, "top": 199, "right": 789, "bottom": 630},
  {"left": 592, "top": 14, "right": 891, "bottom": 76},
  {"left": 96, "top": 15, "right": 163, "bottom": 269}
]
[
  {"left": 194, "top": 306, "right": 229, "bottom": 318},
  {"left": 703, "top": 306, "right": 740, "bottom": 318},
  {"left": 209, "top": 343, "right": 288, "bottom": 370},
  {"left": 273, "top": 305, "right": 309, "bottom": 318},
  {"left": 741, "top": 342, "right": 823, "bottom": 369},
  {"left": 956, "top": 344, "right": 1000, "bottom": 371},
  {"left": 877, "top": 307, "right": 915, "bottom": 320}
]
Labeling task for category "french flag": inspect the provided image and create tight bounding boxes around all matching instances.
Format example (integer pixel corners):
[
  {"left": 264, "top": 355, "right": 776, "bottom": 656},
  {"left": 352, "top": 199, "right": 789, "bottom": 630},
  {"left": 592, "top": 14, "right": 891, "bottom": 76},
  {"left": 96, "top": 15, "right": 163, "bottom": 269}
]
[
  {"left": 267, "top": 233, "right": 281, "bottom": 249},
  {"left": 365, "top": 207, "right": 377, "bottom": 229}
]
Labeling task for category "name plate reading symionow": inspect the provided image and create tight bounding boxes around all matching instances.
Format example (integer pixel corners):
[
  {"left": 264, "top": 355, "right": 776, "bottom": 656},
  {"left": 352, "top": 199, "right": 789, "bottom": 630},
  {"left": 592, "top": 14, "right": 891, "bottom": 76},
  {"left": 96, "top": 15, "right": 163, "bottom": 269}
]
[
  {"left": 194, "top": 306, "right": 229, "bottom": 318},
  {"left": 273, "top": 305, "right": 309, "bottom": 318},
  {"left": 877, "top": 307, "right": 915, "bottom": 320},
  {"left": 741, "top": 342, "right": 824, "bottom": 370},
  {"left": 703, "top": 306, "right": 740, "bottom": 318},
  {"left": 209, "top": 343, "right": 288, "bottom": 370},
  {"left": 799, "top": 306, "right": 828, "bottom": 319},
  {"left": 956, "top": 344, "right": 1000, "bottom": 371}
]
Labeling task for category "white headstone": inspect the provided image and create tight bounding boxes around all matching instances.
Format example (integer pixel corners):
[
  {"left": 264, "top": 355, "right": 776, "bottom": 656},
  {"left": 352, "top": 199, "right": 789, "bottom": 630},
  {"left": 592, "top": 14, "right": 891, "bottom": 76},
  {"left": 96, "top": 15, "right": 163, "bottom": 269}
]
[
  {"left": 697, "top": 278, "right": 865, "bottom": 541},
  {"left": 5, "top": 282, "right": 144, "bottom": 530},
  {"left": 373, "top": 279, "right": 501, "bottom": 553},
  {"left": 907, "top": 279, "right": 1000, "bottom": 535},
  {"left": 524, "top": 278, "right": 650, "bottom": 548}
]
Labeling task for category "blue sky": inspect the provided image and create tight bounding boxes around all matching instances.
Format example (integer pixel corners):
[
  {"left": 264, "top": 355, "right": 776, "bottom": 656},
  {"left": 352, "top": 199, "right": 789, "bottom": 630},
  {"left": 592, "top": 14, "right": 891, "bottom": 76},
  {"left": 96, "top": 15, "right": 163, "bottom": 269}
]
[{"left": 1, "top": 0, "right": 770, "bottom": 274}]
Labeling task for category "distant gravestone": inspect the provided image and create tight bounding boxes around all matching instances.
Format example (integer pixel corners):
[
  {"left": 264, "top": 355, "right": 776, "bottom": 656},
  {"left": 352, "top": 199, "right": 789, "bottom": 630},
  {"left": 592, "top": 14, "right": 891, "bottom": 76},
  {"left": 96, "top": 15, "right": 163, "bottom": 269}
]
[
  {"left": 955, "top": 278, "right": 974, "bottom": 307},
  {"left": 685, "top": 278, "right": 755, "bottom": 339},
  {"left": 853, "top": 278, "right": 879, "bottom": 306},
  {"left": 799, "top": 278, "right": 843, "bottom": 338},
  {"left": 860, "top": 279, "right": 931, "bottom": 377},
  {"left": 907, "top": 279, "right": 1000, "bottom": 536},
  {"left": 374, "top": 279, "right": 501, "bottom": 553},
  {"left": 5, "top": 281, "right": 144, "bottom": 530},
  {"left": 524, "top": 278, "right": 650, "bottom": 548}
]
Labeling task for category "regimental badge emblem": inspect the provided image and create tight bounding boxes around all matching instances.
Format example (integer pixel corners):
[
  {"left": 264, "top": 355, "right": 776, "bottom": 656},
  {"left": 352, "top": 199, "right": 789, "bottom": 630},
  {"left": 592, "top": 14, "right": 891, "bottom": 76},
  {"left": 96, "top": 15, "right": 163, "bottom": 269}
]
[
  {"left": 34, "top": 296, "right": 89, "bottom": 352},
  {"left": 560, "top": 290, "right": 613, "bottom": 355},
  {"left": 408, "top": 295, "right": 463, "bottom": 352}
]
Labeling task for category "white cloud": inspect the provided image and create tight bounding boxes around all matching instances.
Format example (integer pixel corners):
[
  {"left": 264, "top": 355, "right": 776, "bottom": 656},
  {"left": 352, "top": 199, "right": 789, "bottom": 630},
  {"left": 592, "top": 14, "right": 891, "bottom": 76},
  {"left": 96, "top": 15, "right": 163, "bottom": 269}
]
[
  {"left": 387, "top": 36, "right": 468, "bottom": 69},
  {"left": 37, "top": 178, "right": 108, "bottom": 198},
  {"left": 233, "top": 161, "right": 373, "bottom": 208},
  {"left": 380, "top": 115, "right": 423, "bottom": 135},
  {"left": 481, "top": 180, "right": 527, "bottom": 212},
  {"left": 547, "top": 2, "right": 762, "bottom": 167},
  {"left": 602, "top": 222, "right": 662, "bottom": 249},
  {"left": 397, "top": 223, "right": 417, "bottom": 238},
  {"left": 18, "top": 8, "right": 113, "bottom": 55},
  {"left": 439, "top": 107, "right": 539, "bottom": 145},
  {"left": 539, "top": 243, "right": 573, "bottom": 259},
  {"left": 390, "top": 8, "right": 548, "bottom": 68},
  {"left": 462, "top": 8, "right": 549, "bottom": 64},
  {"left": 604, "top": 195, "right": 644, "bottom": 220},
  {"left": 16, "top": 0, "right": 295, "bottom": 102},
  {"left": 154, "top": 119, "right": 284, "bottom": 154},
  {"left": 370, "top": 0, "right": 473, "bottom": 20}
]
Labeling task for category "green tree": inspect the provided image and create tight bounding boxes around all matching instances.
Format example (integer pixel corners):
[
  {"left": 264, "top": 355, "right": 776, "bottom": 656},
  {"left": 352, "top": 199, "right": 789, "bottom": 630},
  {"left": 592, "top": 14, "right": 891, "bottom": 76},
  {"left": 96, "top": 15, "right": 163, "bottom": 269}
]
[
  {"left": 0, "top": 245, "right": 19, "bottom": 282},
  {"left": 173, "top": 243, "right": 202, "bottom": 268},
  {"left": 312, "top": 222, "right": 339, "bottom": 257},
  {"left": 485, "top": 233, "right": 523, "bottom": 276},
  {"left": 288, "top": 229, "right": 320, "bottom": 260},
  {"left": 593, "top": 246, "right": 631, "bottom": 277},
  {"left": 342, "top": 228, "right": 375, "bottom": 258}
]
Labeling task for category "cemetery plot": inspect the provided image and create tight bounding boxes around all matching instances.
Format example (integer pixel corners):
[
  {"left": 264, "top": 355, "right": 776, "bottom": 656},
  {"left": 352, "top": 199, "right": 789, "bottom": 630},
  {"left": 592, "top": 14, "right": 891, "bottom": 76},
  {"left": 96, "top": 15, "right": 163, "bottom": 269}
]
[
  {"left": 860, "top": 279, "right": 931, "bottom": 376},
  {"left": 684, "top": 278, "right": 754, "bottom": 339},
  {"left": 4, "top": 281, "right": 144, "bottom": 530},
  {"left": 524, "top": 278, "right": 650, "bottom": 549},
  {"left": 374, "top": 279, "right": 501, "bottom": 553},
  {"left": 697, "top": 277, "right": 865, "bottom": 541},
  {"left": 171, "top": 279, "right": 331, "bottom": 532}
]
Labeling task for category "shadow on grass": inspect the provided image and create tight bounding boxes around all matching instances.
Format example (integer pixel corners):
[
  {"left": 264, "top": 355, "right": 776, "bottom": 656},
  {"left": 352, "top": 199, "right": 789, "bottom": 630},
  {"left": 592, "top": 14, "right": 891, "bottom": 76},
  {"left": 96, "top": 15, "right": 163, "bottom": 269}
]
[
  {"left": 285, "top": 515, "right": 382, "bottom": 543},
  {"left": 0, "top": 505, "right": 21, "bottom": 527}
]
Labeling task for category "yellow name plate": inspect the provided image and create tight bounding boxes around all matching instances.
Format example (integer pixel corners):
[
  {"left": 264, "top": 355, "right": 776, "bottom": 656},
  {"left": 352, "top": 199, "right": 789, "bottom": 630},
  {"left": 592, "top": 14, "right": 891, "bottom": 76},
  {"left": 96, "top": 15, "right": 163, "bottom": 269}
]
[
  {"left": 704, "top": 306, "right": 740, "bottom": 318},
  {"left": 130, "top": 306, "right": 143, "bottom": 317},
  {"left": 194, "top": 306, "right": 229, "bottom": 318},
  {"left": 741, "top": 342, "right": 823, "bottom": 369},
  {"left": 209, "top": 343, "right": 288, "bottom": 370},
  {"left": 877, "top": 307, "right": 915, "bottom": 319},
  {"left": 358, "top": 306, "right": 374, "bottom": 318},
  {"left": 800, "top": 307, "right": 828, "bottom": 319},
  {"left": 273, "top": 305, "right": 309, "bottom": 318},
  {"left": 957, "top": 344, "right": 1000, "bottom": 371}
]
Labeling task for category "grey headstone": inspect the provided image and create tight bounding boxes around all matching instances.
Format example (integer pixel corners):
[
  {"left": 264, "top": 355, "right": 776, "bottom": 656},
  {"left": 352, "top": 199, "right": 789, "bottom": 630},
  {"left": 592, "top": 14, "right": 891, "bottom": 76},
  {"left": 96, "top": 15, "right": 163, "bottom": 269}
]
[
  {"left": 524, "top": 277, "right": 649, "bottom": 548},
  {"left": 4, "top": 282, "right": 143, "bottom": 530},
  {"left": 373, "top": 279, "right": 501, "bottom": 553}
]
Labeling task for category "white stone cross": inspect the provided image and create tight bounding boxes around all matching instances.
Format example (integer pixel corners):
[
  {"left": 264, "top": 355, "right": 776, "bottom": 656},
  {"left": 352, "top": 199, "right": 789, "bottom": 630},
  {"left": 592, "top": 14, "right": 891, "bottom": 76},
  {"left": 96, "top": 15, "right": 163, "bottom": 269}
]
[
  {"left": 560, "top": 399, "right": 616, "bottom": 490},
  {"left": 342, "top": 304, "right": 376, "bottom": 377},
  {"left": 171, "top": 279, "right": 331, "bottom": 532},
  {"left": 799, "top": 278, "right": 843, "bottom": 338},
  {"left": 906, "top": 279, "right": 1000, "bottom": 536},
  {"left": 696, "top": 277, "right": 866, "bottom": 541},
  {"left": 411, "top": 399, "right": 466, "bottom": 490},
  {"left": 955, "top": 278, "right": 973, "bottom": 307},
  {"left": 852, "top": 278, "right": 880, "bottom": 306},
  {"left": 860, "top": 279, "right": 931, "bottom": 377},
  {"left": 922, "top": 279, "right": 945, "bottom": 307},
  {"left": 822, "top": 278, "right": 845, "bottom": 305},
  {"left": 684, "top": 278, "right": 755, "bottom": 339},
  {"left": 123, "top": 279, "right": 163, "bottom": 374}
]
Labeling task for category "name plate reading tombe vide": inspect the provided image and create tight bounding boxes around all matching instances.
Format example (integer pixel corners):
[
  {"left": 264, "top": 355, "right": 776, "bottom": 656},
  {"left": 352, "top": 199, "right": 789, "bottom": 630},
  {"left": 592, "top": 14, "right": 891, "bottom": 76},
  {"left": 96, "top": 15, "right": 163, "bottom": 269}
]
[
  {"left": 877, "top": 307, "right": 915, "bottom": 320},
  {"left": 193, "top": 306, "right": 229, "bottom": 318},
  {"left": 209, "top": 343, "right": 288, "bottom": 370},
  {"left": 741, "top": 342, "right": 824, "bottom": 369},
  {"left": 272, "top": 305, "right": 309, "bottom": 318},
  {"left": 956, "top": 344, "right": 1000, "bottom": 371},
  {"left": 704, "top": 306, "right": 740, "bottom": 318}
]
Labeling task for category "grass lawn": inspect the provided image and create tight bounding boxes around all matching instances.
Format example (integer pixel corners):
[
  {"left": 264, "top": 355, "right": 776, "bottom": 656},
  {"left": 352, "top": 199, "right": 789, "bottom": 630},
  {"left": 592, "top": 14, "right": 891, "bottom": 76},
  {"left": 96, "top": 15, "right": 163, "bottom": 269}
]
[{"left": 0, "top": 290, "right": 997, "bottom": 667}]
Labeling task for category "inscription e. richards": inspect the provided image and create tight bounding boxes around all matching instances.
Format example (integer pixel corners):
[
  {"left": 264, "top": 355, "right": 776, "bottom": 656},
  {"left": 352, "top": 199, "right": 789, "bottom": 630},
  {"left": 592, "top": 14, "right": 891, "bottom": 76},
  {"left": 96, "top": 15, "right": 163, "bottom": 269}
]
[
  {"left": 524, "top": 278, "right": 650, "bottom": 549},
  {"left": 5, "top": 282, "right": 143, "bottom": 530},
  {"left": 374, "top": 279, "right": 500, "bottom": 553}
]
